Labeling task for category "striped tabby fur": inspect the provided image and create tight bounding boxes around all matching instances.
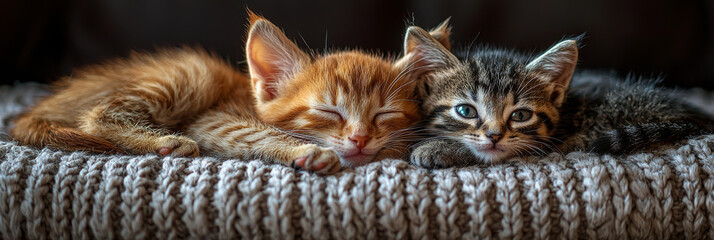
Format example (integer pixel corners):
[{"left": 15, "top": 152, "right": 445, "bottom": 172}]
[
  {"left": 10, "top": 14, "right": 448, "bottom": 175},
  {"left": 403, "top": 27, "right": 714, "bottom": 168}
]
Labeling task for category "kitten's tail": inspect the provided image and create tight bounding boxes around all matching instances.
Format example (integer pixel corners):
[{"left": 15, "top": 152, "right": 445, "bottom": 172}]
[
  {"left": 589, "top": 122, "right": 711, "bottom": 155},
  {"left": 10, "top": 115, "right": 124, "bottom": 154}
]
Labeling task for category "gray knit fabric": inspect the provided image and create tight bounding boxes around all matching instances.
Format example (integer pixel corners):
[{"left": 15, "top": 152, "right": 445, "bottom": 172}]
[{"left": 2, "top": 83, "right": 714, "bottom": 239}]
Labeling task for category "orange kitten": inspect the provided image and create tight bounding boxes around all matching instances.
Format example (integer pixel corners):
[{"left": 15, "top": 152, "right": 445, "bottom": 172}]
[{"left": 11, "top": 13, "right": 451, "bottom": 174}]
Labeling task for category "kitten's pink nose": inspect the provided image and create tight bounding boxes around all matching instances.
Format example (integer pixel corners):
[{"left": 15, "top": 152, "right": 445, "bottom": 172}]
[{"left": 349, "top": 135, "right": 370, "bottom": 149}]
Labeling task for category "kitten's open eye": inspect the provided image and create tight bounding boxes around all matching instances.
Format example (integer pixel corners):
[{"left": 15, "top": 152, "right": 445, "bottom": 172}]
[
  {"left": 455, "top": 104, "right": 478, "bottom": 119},
  {"left": 510, "top": 109, "right": 533, "bottom": 122},
  {"left": 315, "top": 108, "right": 343, "bottom": 121}
]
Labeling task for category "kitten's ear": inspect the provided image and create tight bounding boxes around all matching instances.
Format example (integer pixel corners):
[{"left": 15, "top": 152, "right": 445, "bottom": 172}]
[
  {"left": 428, "top": 17, "right": 452, "bottom": 50},
  {"left": 246, "top": 13, "right": 310, "bottom": 103},
  {"left": 395, "top": 26, "right": 458, "bottom": 82},
  {"left": 526, "top": 39, "right": 579, "bottom": 107}
]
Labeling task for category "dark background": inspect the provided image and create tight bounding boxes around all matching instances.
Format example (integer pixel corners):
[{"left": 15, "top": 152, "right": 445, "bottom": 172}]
[{"left": 2, "top": 0, "right": 713, "bottom": 89}]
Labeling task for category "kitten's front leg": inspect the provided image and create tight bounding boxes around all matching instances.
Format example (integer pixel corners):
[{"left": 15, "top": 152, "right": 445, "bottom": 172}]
[
  {"left": 410, "top": 138, "right": 474, "bottom": 169},
  {"left": 186, "top": 111, "right": 341, "bottom": 175}
]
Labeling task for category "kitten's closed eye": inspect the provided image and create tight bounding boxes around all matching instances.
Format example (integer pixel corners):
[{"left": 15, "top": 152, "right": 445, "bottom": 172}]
[
  {"left": 312, "top": 108, "right": 344, "bottom": 121},
  {"left": 374, "top": 111, "right": 405, "bottom": 125}
]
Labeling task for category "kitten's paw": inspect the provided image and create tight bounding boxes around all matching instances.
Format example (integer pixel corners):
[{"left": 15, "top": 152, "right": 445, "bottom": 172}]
[
  {"left": 410, "top": 140, "right": 471, "bottom": 169},
  {"left": 292, "top": 145, "right": 341, "bottom": 175},
  {"left": 410, "top": 144, "right": 448, "bottom": 169},
  {"left": 156, "top": 135, "right": 200, "bottom": 157}
]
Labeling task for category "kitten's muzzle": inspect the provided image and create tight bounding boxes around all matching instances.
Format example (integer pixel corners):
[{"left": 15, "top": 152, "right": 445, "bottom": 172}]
[
  {"left": 348, "top": 135, "right": 370, "bottom": 149},
  {"left": 341, "top": 152, "right": 374, "bottom": 166},
  {"left": 486, "top": 132, "right": 503, "bottom": 143}
]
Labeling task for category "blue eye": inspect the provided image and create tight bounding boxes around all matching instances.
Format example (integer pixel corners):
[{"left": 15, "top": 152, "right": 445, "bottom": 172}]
[{"left": 455, "top": 105, "right": 478, "bottom": 119}]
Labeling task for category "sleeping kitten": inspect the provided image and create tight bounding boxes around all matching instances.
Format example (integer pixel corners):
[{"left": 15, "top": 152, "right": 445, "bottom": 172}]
[
  {"left": 10, "top": 13, "right": 449, "bottom": 174},
  {"left": 400, "top": 27, "right": 714, "bottom": 168}
]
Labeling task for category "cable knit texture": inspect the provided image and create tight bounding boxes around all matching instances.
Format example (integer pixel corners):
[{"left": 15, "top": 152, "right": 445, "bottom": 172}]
[{"left": 2, "top": 83, "right": 714, "bottom": 239}]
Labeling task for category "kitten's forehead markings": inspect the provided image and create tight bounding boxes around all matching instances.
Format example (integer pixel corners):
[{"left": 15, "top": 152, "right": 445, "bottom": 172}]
[
  {"left": 337, "top": 91, "right": 371, "bottom": 125},
  {"left": 466, "top": 91, "right": 477, "bottom": 105},
  {"left": 347, "top": 104, "right": 363, "bottom": 122},
  {"left": 475, "top": 88, "right": 495, "bottom": 120},
  {"left": 333, "top": 94, "right": 352, "bottom": 118},
  {"left": 474, "top": 58, "right": 490, "bottom": 88}
]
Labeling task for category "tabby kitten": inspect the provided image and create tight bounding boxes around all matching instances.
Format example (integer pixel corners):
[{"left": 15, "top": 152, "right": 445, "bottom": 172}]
[
  {"left": 10, "top": 14, "right": 448, "bottom": 174},
  {"left": 402, "top": 27, "right": 714, "bottom": 168}
]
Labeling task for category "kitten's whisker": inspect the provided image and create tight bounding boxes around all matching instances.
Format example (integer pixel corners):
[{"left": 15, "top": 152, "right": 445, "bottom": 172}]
[
  {"left": 532, "top": 138, "right": 565, "bottom": 156},
  {"left": 518, "top": 82, "right": 550, "bottom": 97},
  {"left": 387, "top": 55, "right": 424, "bottom": 94},
  {"left": 386, "top": 65, "right": 433, "bottom": 101},
  {"left": 390, "top": 98, "right": 422, "bottom": 104},
  {"left": 464, "top": 33, "right": 480, "bottom": 59},
  {"left": 517, "top": 76, "right": 540, "bottom": 96},
  {"left": 516, "top": 96, "right": 545, "bottom": 101},
  {"left": 510, "top": 143, "right": 528, "bottom": 158},
  {"left": 517, "top": 138, "right": 561, "bottom": 156},
  {"left": 385, "top": 59, "right": 432, "bottom": 101},
  {"left": 384, "top": 58, "right": 419, "bottom": 100},
  {"left": 512, "top": 140, "right": 539, "bottom": 154},
  {"left": 283, "top": 132, "right": 324, "bottom": 144},
  {"left": 521, "top": 143, "right": 546, "bottom": 156},
  {"left": 536, "top": 135, "right": 565, "bottom": 144},
  {"left": 281, "top": 129, "right": 331, "bottom": 143},
  {"left": 297, "top": 33, "right": 315, "bottom": 58}
]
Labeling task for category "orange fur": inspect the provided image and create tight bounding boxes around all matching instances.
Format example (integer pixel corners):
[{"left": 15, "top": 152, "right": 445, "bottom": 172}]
[
  {"left": 11, "top": 14, "right": 435, "bottom": 174},
  {"left": 12, "top": 47, "right": 240, "bottom": 156}
]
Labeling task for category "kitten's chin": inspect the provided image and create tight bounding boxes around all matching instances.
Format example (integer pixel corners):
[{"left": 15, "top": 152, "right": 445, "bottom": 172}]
[
  {"left": 340, "top": 153, "right": 374, "bottom": 167},
  {"left": 467, "top": 146, "right": 513, "bottom": 163}
]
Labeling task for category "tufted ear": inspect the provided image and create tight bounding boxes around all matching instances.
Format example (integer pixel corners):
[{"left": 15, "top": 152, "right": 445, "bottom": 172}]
[
  {"left": 526, "top": 39, "right": 579, "bottom": 107},
  {"left": 427, "top": 17, "right": 453, "bottom": 50},
  {"left": 395, "top": 25, "right": 459, "bottom": 82},
  {"left": 246, "top": 12, "right": 310, "bottom": 104}
]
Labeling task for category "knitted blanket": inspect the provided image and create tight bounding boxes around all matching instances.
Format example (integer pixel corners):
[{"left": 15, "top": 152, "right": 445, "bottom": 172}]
[{"left": 2, "top": 83, "right": 714, "bottom": 239}]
